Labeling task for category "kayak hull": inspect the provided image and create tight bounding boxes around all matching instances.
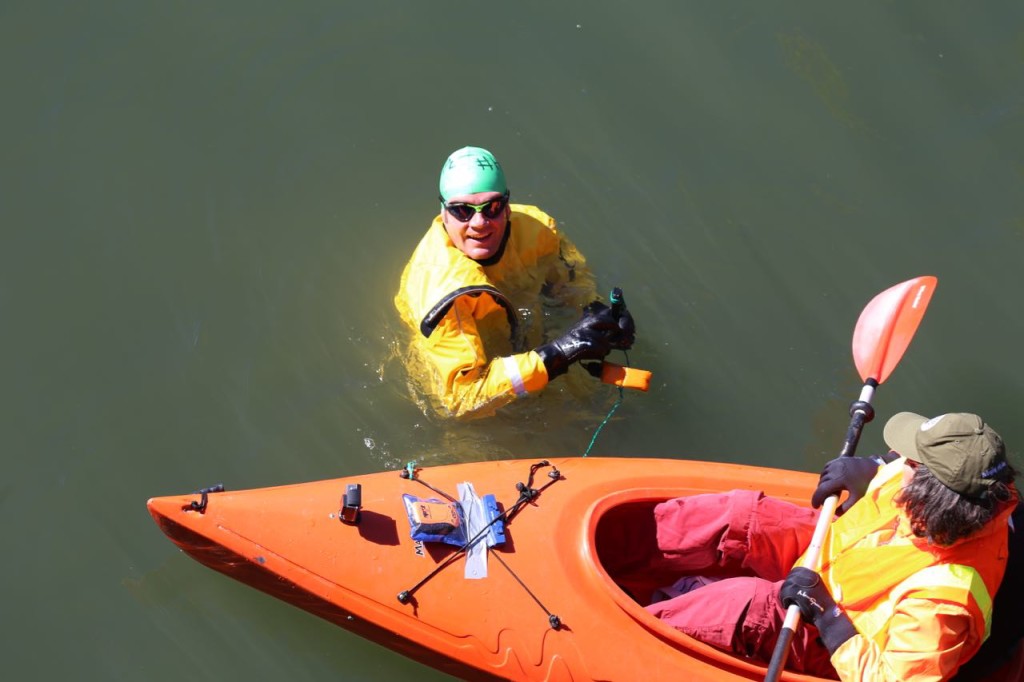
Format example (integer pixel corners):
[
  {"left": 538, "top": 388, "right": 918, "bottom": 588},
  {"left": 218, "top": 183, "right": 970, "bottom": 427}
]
[{"left": 147, "top": 457, "right": 827, "bottom": 681}]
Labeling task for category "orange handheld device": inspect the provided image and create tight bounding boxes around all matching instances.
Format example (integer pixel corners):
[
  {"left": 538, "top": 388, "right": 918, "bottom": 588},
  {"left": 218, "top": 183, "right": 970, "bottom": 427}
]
[
  {"left": 600, "top": 361, "right": 652, "bottom": 391},
  {"left": 596, "top": 287, "right": 652, "bottom": 391}
]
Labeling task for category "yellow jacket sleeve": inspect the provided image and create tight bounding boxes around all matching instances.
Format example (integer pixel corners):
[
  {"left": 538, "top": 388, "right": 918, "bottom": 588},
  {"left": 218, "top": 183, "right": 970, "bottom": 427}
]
[
  {"left": 830, "top": 598, "right": 977, "bottom": 682},
  {"left": 423, "top": 293, "right": 550, "bottom": 418}
]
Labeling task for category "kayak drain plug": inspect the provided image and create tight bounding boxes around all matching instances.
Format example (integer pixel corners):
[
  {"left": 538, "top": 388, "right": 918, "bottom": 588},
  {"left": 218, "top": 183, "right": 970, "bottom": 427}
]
[{"left": 340, "top": 484, "right": 362, "bottom": 525}]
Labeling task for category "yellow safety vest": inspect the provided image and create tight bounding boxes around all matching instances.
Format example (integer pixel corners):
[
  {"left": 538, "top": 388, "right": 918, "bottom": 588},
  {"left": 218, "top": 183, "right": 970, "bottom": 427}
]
[{"left": 811, "top": 460, "right": 1012, "bottom": 651}]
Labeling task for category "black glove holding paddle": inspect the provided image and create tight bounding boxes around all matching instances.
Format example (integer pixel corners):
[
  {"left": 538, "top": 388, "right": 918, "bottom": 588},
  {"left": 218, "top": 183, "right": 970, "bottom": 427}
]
[
  {"left": 811, "top": 453, "right": 898, "bottom": 516},
  {"left": 536, "top": 295, "right": 635, "bottom": 380},
  {"left": 780, "top": 567, "right": 858, "bottom": 654}
]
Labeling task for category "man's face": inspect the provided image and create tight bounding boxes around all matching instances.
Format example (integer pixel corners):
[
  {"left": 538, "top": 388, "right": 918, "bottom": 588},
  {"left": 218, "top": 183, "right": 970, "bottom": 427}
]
[{"left": 441, "top": 191, "right": 510, "bottom": 261}]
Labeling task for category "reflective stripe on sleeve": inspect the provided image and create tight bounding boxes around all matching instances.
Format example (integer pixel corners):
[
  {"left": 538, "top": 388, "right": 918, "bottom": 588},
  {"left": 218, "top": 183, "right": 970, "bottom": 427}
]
[{"left": 502, "top": 356, "right": 528, "bottom": 396}]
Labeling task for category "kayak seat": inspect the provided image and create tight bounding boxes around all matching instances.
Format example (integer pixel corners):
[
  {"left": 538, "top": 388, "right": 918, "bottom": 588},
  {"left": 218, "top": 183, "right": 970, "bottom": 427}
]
[
  {"left": 594, "top": 500, "right": 667, "bottom": 604},
  {"left": 594, "top": 497, "right": 760, "bottom": 607}
]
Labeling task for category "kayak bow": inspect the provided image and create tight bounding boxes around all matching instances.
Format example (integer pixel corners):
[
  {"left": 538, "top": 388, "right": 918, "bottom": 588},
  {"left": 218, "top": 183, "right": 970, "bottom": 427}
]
[{"left": 148, "top": 456, "right": 828, "bottom": 682}]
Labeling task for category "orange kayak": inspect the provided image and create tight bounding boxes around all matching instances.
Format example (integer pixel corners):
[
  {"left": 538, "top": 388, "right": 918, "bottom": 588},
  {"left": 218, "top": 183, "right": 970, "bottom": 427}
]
[
  {"left": 143, "top": 457, "right": 835, "bottom": 681},
  {"left": 148, "top": 456, "right": 823, "bottom": 679}
]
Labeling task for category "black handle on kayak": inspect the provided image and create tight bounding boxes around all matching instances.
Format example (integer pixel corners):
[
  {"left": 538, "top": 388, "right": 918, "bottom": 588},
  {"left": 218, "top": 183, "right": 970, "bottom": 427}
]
[{"left": 340, "top": 484, "right": 362, "bottom": 525}]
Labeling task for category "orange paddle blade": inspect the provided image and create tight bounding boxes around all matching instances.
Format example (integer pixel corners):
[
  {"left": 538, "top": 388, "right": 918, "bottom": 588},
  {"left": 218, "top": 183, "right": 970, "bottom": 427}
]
[{"left": 852, "top": 276, "right": 937, "bottom": 383}]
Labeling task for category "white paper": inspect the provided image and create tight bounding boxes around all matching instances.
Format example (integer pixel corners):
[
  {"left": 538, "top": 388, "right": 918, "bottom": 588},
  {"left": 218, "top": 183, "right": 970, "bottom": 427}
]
[{"left": 458, "top": 481, "right": 489, "bottom": 579}]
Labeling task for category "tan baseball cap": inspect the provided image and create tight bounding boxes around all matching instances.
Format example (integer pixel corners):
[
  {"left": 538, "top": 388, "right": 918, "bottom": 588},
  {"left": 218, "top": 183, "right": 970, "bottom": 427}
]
[{"left": 883, "top": 412, "right": 1008, "bottom": 498}]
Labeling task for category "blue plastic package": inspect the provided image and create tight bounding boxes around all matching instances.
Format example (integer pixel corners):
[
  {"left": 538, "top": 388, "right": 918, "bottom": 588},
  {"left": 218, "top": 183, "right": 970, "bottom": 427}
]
[{"left": 402, "top": 493, "right": 468, "bottom": 547}]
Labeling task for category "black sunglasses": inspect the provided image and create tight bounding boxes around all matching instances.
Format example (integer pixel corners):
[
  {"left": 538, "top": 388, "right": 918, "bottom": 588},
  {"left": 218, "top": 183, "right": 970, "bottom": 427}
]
[{"left": 440, "top": 192, "right": 510, "bottom": 222}]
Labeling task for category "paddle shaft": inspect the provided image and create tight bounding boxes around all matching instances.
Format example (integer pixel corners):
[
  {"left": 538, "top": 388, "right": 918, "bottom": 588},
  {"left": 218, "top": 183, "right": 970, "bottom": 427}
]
[
  {"left": 764, "top": 276, "right": 936, "bottom": 681},
  {"left": 763, "top": 382, "right": 876, "bottom": 682}
]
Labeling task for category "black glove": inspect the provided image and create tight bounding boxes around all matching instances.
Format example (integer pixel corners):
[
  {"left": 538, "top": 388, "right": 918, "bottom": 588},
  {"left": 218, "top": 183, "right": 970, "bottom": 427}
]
[
  {"left": 611, "top": 307, "right": 635, "bottom": 350},
  {"left": 780, "top": 567, "right": 858, "bottom": 654},
  {"left": 536, "top": 302, "right": 620, "bottom": 379},
  {"left": 810, "top": 456, "right": 882, "bottom": 516}
]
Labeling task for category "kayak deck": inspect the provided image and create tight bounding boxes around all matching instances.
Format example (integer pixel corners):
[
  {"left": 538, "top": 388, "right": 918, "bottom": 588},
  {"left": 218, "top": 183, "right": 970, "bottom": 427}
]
[{"left": 147, "top": 456, "right": 828, "bottom": 681}]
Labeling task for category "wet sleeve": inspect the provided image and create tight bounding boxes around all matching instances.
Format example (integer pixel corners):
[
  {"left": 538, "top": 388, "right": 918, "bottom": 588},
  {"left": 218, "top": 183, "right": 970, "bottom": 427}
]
[
  {"left": 424, "top": 296, "right": 549, "bottom": 418},
  {"left": 829, "top": 598, "right": 976, "bottom": 682}
]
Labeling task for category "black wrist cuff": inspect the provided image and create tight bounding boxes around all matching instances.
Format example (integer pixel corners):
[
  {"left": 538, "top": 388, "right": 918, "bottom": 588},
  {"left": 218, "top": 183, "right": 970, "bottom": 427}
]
[
  {"left": 536, "top": 344, "right": 568, "bottom": 379},
  {"left": 816, "top": 606, "right": 858, "bottom": 654}
]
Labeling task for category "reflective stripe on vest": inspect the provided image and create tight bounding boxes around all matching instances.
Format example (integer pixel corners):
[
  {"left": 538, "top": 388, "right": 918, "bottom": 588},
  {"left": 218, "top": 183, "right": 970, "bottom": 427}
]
[
  {"left": 849, "top": 559, "right": 993, "bottom": 646},
  {"left": 818, "top": 459, "right": 1002, "bottom": 650}
]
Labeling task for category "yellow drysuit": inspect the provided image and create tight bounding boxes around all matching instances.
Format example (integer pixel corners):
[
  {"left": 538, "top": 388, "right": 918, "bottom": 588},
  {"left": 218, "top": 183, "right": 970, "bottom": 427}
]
[{"left": 395, "top": 204, "right": 596, "bottom": 418}]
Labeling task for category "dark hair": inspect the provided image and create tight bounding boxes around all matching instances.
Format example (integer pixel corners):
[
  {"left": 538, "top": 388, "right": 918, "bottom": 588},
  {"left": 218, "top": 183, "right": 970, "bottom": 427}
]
[{"left": 895, "top": 462, "right": 1017, "bottom": 546}]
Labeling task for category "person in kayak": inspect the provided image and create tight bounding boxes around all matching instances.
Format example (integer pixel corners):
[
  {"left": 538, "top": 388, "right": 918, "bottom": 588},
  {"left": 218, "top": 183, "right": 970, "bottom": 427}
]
[
  {"left": 394, "top": 146, "right": 635, "bottom": 418},
  {"left": 646, "top": 411, "right": 1019, "bottom": 681}
]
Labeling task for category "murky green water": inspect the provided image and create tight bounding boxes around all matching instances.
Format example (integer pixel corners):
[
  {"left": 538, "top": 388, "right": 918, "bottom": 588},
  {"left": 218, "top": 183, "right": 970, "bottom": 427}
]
[{"left": 3, "top": 2, "right": 1023, "bottom": 679}]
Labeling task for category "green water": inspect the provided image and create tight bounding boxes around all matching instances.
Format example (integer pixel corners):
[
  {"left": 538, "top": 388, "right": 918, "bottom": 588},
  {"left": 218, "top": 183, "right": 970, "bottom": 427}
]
[{"left": 3, "top": 2, "right": 1023, "bottom": 679}]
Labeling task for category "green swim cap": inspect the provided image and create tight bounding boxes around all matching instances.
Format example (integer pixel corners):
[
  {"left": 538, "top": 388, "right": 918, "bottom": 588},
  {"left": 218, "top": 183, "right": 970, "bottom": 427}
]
[{"left": 438, "top": 146, "right": 507, "bottom": 201}]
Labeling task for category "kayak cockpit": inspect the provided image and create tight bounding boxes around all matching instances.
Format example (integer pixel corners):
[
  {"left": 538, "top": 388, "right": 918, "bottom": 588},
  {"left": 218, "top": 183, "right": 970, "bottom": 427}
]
[
  {"left": 591, "top": 491, "right": 760, "bottom": 607},
  {"left": 586, "top": 489, "right": 824, "bottom": 681}
]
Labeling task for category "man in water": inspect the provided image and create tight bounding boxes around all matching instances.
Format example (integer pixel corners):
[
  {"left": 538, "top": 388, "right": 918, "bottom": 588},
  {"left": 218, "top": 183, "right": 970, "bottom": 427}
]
[{"left": 395, "top": 146, "right": 634, "bottom": 418}]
